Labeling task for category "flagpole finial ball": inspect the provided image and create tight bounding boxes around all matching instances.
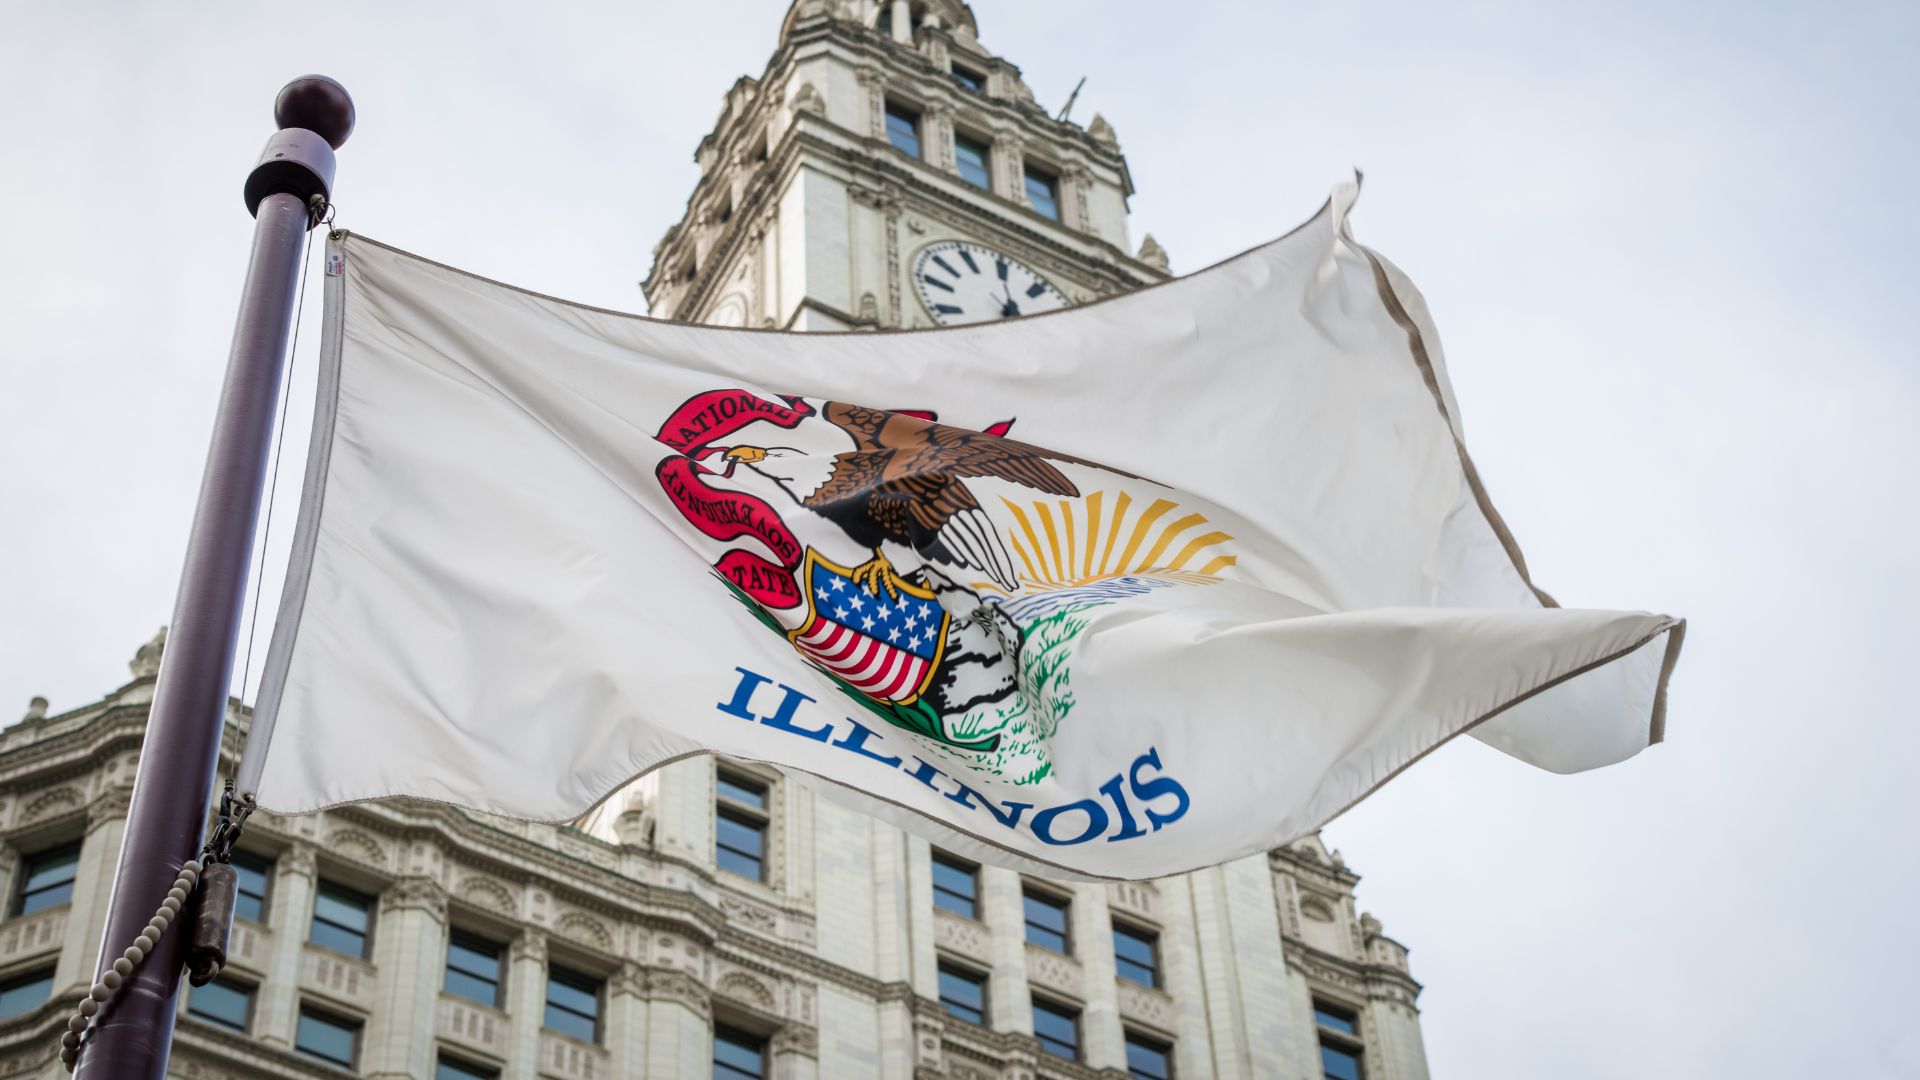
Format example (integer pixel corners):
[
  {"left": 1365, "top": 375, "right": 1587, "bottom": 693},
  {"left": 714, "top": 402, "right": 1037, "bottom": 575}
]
[{"left": 274, "top": 76, "right": 354, "bottom": 149}]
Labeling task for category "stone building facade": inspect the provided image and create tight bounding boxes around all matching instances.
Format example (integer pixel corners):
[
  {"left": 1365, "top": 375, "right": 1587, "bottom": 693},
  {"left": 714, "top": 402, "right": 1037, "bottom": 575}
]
[{"left": 0, "top": 4, "right": 1430, "bottom": 1077}]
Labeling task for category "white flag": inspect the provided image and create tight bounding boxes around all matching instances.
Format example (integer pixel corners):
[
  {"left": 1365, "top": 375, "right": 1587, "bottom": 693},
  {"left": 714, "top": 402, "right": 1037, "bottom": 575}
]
[{"left": 243, "top": 183, "right": 1682, "bottom": 879}]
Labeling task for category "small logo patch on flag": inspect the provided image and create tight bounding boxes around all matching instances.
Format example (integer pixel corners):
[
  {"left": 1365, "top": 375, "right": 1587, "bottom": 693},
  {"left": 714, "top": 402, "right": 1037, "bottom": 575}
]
[{"left": 326, "top": 253, "right": 345, "bottom": 277}]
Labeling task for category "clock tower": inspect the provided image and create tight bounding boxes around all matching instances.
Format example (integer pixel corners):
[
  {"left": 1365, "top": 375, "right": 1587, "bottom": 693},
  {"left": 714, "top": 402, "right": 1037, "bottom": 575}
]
[{"left": 641, "top": 0, "right": 1171, "bottom": 330}]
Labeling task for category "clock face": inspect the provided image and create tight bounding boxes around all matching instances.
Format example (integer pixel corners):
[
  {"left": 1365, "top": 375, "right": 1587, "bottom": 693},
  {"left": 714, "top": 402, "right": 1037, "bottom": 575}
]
[{"left": 912, "top": 241, "right": 1069, "bottom": 326}]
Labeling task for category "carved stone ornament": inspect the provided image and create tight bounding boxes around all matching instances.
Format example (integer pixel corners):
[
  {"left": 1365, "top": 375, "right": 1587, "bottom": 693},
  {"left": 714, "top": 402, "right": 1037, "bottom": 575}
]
[
  {"left": 1136, "top": 234, "right": 1170, "bottom": 274},
  {"left": 457, "top": 874, "right": 518, "bottom": 916},
  {"left": 1087, "top": 113, "right": 1119, "bottom": 149},
  {"left": 773, "top": 1023, "right": 820, "bottom": 1058},
  {"left": 130, "top": 626, "right": 167, "bottom": 678},
  {"left": 792, "top": 81, "right": 826, "bottom": 116},
  {"left": 512, "top": 928, "right": 549, "bottom": 964},
  {"left": 384, "top": 876, "right": 448, "bottom": 919},
  {"left": 718, "top": 971, "right": 778, "bottom": 1011},
  {"left": 21, "top": 696, "right": 47, "bottom": 723},
  {"left": 556, "top": 910, "right": 616, "bottom": 951},
  {"left": 645, "top": 969, "right": 712, "bottom": 1019}
]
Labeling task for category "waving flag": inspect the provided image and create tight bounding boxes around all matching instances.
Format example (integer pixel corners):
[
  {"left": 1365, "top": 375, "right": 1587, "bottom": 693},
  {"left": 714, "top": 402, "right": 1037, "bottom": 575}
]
[{"left": 241, "top": 183, "right": 1683, "bottom": 879}]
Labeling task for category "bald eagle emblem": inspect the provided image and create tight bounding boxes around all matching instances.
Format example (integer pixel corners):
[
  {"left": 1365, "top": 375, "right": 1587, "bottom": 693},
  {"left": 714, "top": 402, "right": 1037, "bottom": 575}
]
[{"left": 655, "top": 388, "right": 1127, "bottom": 760}]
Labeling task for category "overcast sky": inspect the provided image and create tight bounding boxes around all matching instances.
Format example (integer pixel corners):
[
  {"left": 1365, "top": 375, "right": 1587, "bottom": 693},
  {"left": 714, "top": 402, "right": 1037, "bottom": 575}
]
[{"left": 3, "top": 1, "right": 1916, "bottom": 1076}]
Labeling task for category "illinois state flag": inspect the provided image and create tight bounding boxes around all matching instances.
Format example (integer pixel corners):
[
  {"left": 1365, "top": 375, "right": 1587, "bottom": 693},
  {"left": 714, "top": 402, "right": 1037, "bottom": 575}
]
[{"left": 243, "top": 183, "right": 1683, "bottom": 879}]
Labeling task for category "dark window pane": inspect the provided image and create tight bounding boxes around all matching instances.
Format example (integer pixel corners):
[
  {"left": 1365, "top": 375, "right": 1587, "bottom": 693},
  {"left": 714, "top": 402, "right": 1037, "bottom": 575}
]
[
  {"left": 1126, "top": 1032, "right": 1174, "bottom": 1080},
  {"left": 437, "top": 1057, "right": 499, "bottom": 1080},
  {"left": 951, "top": 67, "right": 985, "bottom": 93},
  {"left": 1115, "top": 925, "right": 1159, "bottom": 987},
  {"left": 714, "top": 1024, "right": 767, "bottom": 1079},
  {"left": 886, "top": 104, "right": 921, "bottom": 158},
  {"left": 937, "top": 966, "right": 985, "bottom": 1026},
  {"left": 716, "top": 813, "right": 765, "bottom": 856},
  {"left": 448, "top": 935, "right": 502, "bottom": 981},
  {"left": 931, "top": 855, "right": 977, "bottom": 919},
  {"left": 1321, "top": 1043, "right": 1362, "bottom": 1080},
  {"left": 445, "top": 969, "right": 500, "bottom": 1007},
  {"left": 313, "top": 884, "right": 371, "bottom": 932},
  {"left": 1032, "top": 1000, "right": 1080, "bottom": 1060},
  {"left": 0, "top": 970, "right": 53, "bottom": 1020},
  {"left": 955, "top": 134, "right": 991, "bottom": 190},
  {"left": 1023, "top": 891, "right": 1070, "bottom": 953},
  {"left": 546, "top": 967, "right": 601, "bottom": 1044},
  {"left": 187, "top": 979, "right": 251, "bottom": 1032},
  {"left": 308, "top": 920, "right": 367, "bottom": 958},
  {"left": 716, "top": 807, "right": 765, "bottom": 880},
  {"left": 296, "top": 1009, "right": 359, "bottom": 1067},
  {"left": 231, "top": 851, "right": 270, "bottom": 923},
  {"left": 1025, "top": 169, "right": 1060, "bottom": 221},
  {"left": 716, "top": 774, "right": 766, "bottom": 810},
  {"left": 1314, "top": 1004, "right": 1357, "bottom": 1035},
  {"left": 17, "top": 845, "right": 80, "bottom": 915},
  {"left": 310, "top": 881, "right": 373, "bottom": 956}
]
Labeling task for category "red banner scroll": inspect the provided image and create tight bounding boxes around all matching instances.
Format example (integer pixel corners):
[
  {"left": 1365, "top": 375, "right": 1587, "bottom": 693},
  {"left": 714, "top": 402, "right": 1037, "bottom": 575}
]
[{"left": 654, "top": 390, "right": 814, "bottom": 609}]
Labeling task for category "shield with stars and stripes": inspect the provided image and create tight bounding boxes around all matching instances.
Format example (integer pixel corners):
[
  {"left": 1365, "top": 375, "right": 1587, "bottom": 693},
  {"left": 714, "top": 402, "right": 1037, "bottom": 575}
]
[{"left": 787, "top": 550, "right": 951, "bottom": 705}]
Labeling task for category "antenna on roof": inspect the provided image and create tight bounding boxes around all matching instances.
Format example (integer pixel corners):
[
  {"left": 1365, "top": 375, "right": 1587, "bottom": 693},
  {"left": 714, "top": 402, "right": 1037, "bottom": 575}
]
[{"left": 1056, "top": 77, "right": 1087, "bottom": 122}]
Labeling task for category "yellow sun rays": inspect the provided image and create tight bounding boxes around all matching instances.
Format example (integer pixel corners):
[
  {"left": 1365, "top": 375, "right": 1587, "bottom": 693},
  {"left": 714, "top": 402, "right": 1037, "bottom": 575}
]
[{"left": 986, "top": 490, "right": 1237, "bottom": 594}]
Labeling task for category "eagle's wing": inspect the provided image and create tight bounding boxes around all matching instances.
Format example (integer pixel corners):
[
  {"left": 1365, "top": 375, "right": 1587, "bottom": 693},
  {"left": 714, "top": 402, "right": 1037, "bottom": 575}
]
[
  {"left": 898, "top": 424, "right": 1081, "bottom": 496},
  {"left": 802, "top": 447, "right": 893, "bottom": 511},
  {"left": 823, "top": 401, "right": 891, "bottom": 450},
  {"left": 888, "top": 473, "right": 1021, "bottom": 590}
]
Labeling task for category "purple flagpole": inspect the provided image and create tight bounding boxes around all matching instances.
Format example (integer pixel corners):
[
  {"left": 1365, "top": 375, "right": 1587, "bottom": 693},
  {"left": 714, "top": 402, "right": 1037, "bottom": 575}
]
[{"left": 74, "top": 76, "right": 352, "bottom": 1080}]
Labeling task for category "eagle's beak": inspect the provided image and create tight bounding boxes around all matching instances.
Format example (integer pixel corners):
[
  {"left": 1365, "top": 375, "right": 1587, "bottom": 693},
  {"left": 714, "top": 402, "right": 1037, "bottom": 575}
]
[{"left": 726, "top": 446, "right": 767, "bottom": 464}]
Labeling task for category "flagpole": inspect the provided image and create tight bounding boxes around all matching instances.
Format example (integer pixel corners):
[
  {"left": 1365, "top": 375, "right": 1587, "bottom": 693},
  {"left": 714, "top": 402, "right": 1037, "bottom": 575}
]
[{"left": 74, "top": 76, "right": 352, "bottom": 1080}]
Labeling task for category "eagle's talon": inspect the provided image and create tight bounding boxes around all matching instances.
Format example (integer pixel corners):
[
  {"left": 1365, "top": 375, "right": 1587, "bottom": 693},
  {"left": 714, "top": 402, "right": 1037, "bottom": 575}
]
[{"left": 852, "top": 553, "right": 904, "bottom": 600}]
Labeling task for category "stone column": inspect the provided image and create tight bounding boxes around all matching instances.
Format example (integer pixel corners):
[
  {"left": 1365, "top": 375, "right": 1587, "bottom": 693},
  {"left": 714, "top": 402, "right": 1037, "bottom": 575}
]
[
  {"left": 504, "top": 929, "right": 548, "bottom": 1080},
  {"left": 924, "top": 100, "right": 957, "bottom": 174},
  {"left": 772, "top": 1022, "right": 820, "bottom": 1080},
  {"left": 991, "top": 132, "right": 1027, "bottom": 203},
  {"left": 1061, "top": 161, "right": 1094, "bottom": 234},
  {"left": 362, "top": 877, "right": 447, "bottom": 1080},
  {"left": 53, "top": 801, "right": 126, "bottom": 993},
  {"left": 855, "top": 67, "right": 887, "bottom": 142},
  {"left": 252, "top": 841, "right": 316, "bottom": 1047},
  {"left": 889, "top": 0, "right": 912, "bottom": 43},
  {"left": 1075, "top": 887, "right": 1125, "bottom": 1070},
  {"left": 641, "top": 969, "right": 713, "bottom": 1077},
  {"left": 605, "top": 962, "right": 648, "bottom": 1078},
  {"left": 650, "top": 759, "right": 713, "bottom": 869},
  {"left": 978, "top": 866, "right": 1031, "bottom": 1033}
]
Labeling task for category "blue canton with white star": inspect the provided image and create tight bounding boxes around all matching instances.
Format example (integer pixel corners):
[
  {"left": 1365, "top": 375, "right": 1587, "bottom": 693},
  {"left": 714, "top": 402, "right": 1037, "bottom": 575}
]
[{"left": 810, "top": 561, "right": 945, "bottom": 659}]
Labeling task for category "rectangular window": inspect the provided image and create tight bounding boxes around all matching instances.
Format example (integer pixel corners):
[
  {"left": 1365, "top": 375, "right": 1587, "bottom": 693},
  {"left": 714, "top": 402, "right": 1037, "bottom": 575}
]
[
  {"left": 1031, "top": 998, "right": 1081, "bottom": 1060},
  {"left": 1315, "top": 1000, "right": 1364, "bottom": 1080},
  {"left": 713, "top": 1024, "right": 768, "bottom": 1079},
  {"left": 1314, "top": 1001, "right": 1358, "bottom": 1036},
  {"left": 931, "top": 852, "right": 978, "bottom": 919},
  {"left": 1113, "top": 923, "right": 1160, "bottom": 987},
  {"left": 545, "top": 965, "right": 602, "bottom": 1044},
  {"left": 950, "top": 65, "right": 986, "bottom": 93},
  {"left": 444, "top": 930, "right": 504, "bottom": 1007},
  {"left": 1126, "top": 1030, "right": 1175, "bottom": 1080},
  {"left": 309, "top": 880, "right": 373, "bottom": 958},
  {"left": 885, "top": 102, "right": 922, "bottom": 159},
  {"left": 936, "top": 963, "right": 986, "bottom": 1026},
  {"left": 1022, "top": 888, "right": 1070, "bottom": 954},
  {"left": 186, "top": 977, "right": 253, "bottom": 1033},
  {"left": 436, "top": 1055, "right": 500, "bottom": 1080},
  {"left": 0, "top": 968, "right": 53, "bottom": 1021},
  {"left": 716, "top": 770, "right": 769, "bottom": 881},
  {"left": 954, "top": 132, "right": 991, "bottom": 190},
  {"left": 230, "top": 850, "right": 271, "bottom": 923},
  {"left": 1024, "top": 165, "right": 1061, "bottom": 221},
  {"left": 14, "top": 842, "right": 80, "bottom": 916},
  {"left": 295, "top": 1007, "right": 361, "bottom": 1069}
]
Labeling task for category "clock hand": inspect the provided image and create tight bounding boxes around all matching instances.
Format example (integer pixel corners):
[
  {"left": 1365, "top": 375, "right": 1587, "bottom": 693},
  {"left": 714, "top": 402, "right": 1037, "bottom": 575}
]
[{"left": 997, "top": 289, "right": 1021, "bottom": 318}]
